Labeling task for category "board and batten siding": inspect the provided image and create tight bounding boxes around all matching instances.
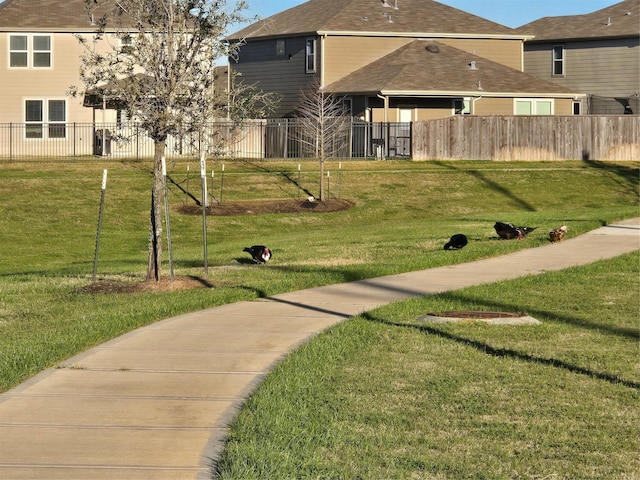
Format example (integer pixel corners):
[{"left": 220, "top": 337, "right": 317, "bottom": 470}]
[
  {"left": 232, "top": 36, "right": 320, "bottom": 117},
  {"left": 523, "top": 38, "right": 640, "bottom": 97}
]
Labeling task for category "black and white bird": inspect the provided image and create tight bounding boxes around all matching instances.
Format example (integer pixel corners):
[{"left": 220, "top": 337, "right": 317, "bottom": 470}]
[
  {"left": 243, "top": 245, "right": 272, "bottom": 263},
  {"left": 444, "top": 234, "right": 468, "bottom": 250},
  {"left": 494, "top": 222, "right": 536, "bottom": 240}
]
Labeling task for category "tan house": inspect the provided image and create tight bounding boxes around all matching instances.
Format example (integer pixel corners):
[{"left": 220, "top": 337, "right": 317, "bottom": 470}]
[
  {"left": 0, "top": 0, "right": 125, "bottom": 155},
  {"left": 517, "top": 0, "right": 640, "bottom": 114},
  {"left": 227, "top": 0, "right": 584, "bottom": 120}
]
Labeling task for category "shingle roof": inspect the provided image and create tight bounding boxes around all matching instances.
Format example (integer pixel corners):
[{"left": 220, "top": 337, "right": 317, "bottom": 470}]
[
  {"left": 0, "top": 0, "right": 119, "bottom": 32},
  {"left": 228, "top": 0, "right": 520, "bottom": 40},
  {"left": 324, "top": 40, "right": 578, "bottom": 96},
  {"left": 516, "top": 0, "right": 639, "bottom": 41}
]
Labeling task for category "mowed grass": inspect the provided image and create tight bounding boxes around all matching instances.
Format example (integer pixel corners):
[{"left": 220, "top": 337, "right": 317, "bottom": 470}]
[
  {"left": 0, "top": 159, "right": 637, "bottom": 397},
  {"left": 216, "top": 252, "right": 639, "bottom": 479},
  {"left": 1, "top": 158, "right": 638, "bottom": 477}
]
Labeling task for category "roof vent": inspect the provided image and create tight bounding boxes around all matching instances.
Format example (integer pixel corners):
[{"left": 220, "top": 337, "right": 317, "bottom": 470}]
[
  {"left": 381, "top": 0, "right": 399, "bottom": 9},
  {"left": 426, "top": 44, "right": 440, "bottom": 53},
  {"left": 477, "top": 81, "right": 483, "bottom": 91},
  {"left": 363, "top": 16, "right": 369, "bottom": 21},
  {"left": 606, "top": 16, "right": 612, "bottom": 25},
  {"left": 469, "top": 60, "right": 478, "bottom": 70}
]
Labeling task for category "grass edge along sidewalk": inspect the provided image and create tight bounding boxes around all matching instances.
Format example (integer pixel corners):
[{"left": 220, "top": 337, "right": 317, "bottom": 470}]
[{"left": 1, "top": 219, "right": 634, "bottom": 480}]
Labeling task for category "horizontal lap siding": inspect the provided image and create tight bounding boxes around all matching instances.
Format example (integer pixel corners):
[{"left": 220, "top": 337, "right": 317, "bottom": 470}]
[
  {"left": 523, "top": 39, "right": 640, "bottom": 97},
  {"left": 413, "top": 116, "right": 640, "bottom": 161}
]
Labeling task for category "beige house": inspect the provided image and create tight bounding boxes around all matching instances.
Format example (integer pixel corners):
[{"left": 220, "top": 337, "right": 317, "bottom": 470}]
[
  {"left": 517, "top": 0, "right": 640, "bottom": 114},
  {"left": 0, "top": 0, "right": 125, "bottom": 156},
  {"left": 227, "top": 0, "right": 584, "bottom": 120}
]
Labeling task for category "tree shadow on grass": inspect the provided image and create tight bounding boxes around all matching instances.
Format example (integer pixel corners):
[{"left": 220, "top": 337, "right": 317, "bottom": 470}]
[{"left": 362, "top": 310, "right": 640, "bottom": 391}]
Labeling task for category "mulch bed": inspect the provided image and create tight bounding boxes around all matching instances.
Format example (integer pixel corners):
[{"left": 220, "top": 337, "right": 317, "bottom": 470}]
[{"left": 177, "top": 198, "right": 354, "bottom": 216}]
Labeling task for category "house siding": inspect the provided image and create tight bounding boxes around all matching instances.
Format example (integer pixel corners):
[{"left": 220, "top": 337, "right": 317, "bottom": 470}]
[
  {"left": 523, "top": 38, "right": 640, "bottom": 98},
  {"left": 0, "top": 32, "right": 114, "bottom": 124},
  {"left": 232, "top": 36, "right": 321, "bottom": 117},
  {"left": 324, "top": 36, "right": 524, "bottom": 86}
]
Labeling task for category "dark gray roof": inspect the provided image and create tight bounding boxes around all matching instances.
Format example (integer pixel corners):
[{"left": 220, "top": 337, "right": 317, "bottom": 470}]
[
  {"left": 228, "top": 0, "right": 520, "bottom": 41},
  {"left": 0, "top": 0, "right": 122, "bottom": 32},
  {"left": 516, "top": 0, "right": 639, "bottom": 41},
  {"left": 324, "top": 40, "right": 578, "bottom": 96}
]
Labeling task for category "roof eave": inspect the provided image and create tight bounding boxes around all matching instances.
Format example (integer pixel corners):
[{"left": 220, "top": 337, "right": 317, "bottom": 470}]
[
  {"left": 525, "top": 33, "right": 639, "bottom": 43},
  {"left": 319, "top": 31, "right": 532, "bottom": 40},
  {"left": 379, "top": 90, "right": 586, "bottom": 99}
]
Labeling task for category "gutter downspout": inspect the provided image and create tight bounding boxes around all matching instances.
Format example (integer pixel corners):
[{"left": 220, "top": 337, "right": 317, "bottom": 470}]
[{"left": 377, "top": 93, "right": 389, "bottom": 122}]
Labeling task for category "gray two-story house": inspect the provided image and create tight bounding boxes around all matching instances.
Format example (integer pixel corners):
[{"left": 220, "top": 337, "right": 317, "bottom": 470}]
[{"left": 517, "top": 0, "right": 639, "bottom": 114}]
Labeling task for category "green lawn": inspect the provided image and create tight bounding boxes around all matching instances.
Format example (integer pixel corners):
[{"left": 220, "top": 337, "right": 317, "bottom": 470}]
[
  {"left": 216, "top": 251, "right": 640, "bottom": 479},
  {"left": 0, "top": 159, "right": 639, "bottom": 479}
]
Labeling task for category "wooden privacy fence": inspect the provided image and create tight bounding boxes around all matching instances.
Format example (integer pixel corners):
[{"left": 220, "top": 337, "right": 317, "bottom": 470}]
[{"left": 412, "top": 115, "right": 640, "bottom": 161}]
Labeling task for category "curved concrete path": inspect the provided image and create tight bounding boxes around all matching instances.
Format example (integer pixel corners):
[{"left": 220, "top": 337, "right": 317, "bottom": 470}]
[{"left": 1, "top": 218, "right": 638, "bottom": 480}]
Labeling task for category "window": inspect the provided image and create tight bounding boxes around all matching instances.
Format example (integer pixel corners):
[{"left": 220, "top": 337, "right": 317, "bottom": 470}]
[
  {"left": 305, "top": 38, "right": 316, "bottom": 73},
  {"left": 9, "top": 34, "right": 51, "bottom": 68},
  {"left": 25, "top": 100, "right": 44, "bottom": 138},
  {"left": 33, "top": 35, "right": 51, "bottom": 67},
  {"left": 552, "top": 45, "right": 564, "bottom": 76},
  {"left": 9, "top": 35, "right": 28, "bottom": 67},
  {"left": 514, "top": 99, "right": 554, "bottom": 115},
  {"left": 275, "top": 39, "right": 285, "bottom": 56},
  {"left": 119, "top": 34, "right": 134, "bottom": 54},
  {"left": 48, "top": 100, "right": 66, "bottom": 138},
  {"left": 24, "top": 99, "right": 66, "bottom": 139}
]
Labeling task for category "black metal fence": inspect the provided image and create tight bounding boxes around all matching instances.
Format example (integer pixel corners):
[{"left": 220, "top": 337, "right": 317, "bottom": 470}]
[{"left": 0, "top": 120, "right": 411, "bottom": 161}]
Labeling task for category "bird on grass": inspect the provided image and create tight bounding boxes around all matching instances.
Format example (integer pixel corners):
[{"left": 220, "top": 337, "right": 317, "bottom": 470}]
[
  {"left": 243, "top": 245, "right": 272, "bottom": 264},
  {"left": 444, "top": 234, "right": 468, "bottom": 250},
  {"left": 494, "top": 222, "right": 536, "bottom": 240},
  {"left": 549, "top": 225, "right": 568, "bottom": 243}
]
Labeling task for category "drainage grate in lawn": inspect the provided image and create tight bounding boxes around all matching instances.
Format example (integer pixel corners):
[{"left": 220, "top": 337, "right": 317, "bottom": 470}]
[{"left": 418, "top": 311, "right": 541, "bottom": 325}]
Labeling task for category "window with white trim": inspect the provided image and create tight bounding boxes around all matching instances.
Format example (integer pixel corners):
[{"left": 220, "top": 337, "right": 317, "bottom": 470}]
[
  {"left": 305, "top": 38, "right": 316, "bottom": 73},
  {"left": 275, "top": 39, "right": 285, "bottom": 56},
  {"left": 10, "top": 34, "right": 51, "bottom": 68},
  {"left": 552, "top": 45, "right": 564, "bottom": 76},
  {"left": 24, "top": 99, "right": 66, "bottom": 139},
  {"left": 10, "top": 35, "right": 28, "bottom": 67},
  {"left": 33, "top": 35, "right": 51, "bottom": 67},
  {"left": 515, "top": 99, "right": 554, "bottom": 115}
]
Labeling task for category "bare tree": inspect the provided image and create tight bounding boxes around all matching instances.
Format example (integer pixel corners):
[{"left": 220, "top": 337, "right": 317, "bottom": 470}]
[
  {"left": 295, "top": 78, "right": 350, "bottom": 202},
  {"left": 71, "top": 0, "right": 255, "bottom": 281}
]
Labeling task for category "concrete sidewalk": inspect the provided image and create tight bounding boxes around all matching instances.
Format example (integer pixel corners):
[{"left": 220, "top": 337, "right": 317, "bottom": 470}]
[{"left": 1, "top": 218, "right": 638, "bottom": 480}]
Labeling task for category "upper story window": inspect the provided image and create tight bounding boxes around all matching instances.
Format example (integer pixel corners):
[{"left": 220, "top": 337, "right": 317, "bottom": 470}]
[
  {"left": 275, "top": 39, "right": 285, "bottom": 56},
  {"left": 119, "top": 34, "right": 134, "bottom": 54},
  {"left": 305, "top": 38, "right": 316, "bottom": 73},
  {"left": 10, "top": 34, "right": 51, "bottom": 68},
  {"left": 552, "top": 45, "right": 565, "bottom": 76}
]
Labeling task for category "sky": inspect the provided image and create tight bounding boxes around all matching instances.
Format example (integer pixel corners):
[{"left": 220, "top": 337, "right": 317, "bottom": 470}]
[{"left": 240, "top": 0, "right": 620, "bottom": 29}]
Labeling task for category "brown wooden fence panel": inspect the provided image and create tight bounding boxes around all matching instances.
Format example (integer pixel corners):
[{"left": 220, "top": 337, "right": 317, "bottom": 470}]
[{"left": 413, "top": 116, "right": 640, "bottom": 161}]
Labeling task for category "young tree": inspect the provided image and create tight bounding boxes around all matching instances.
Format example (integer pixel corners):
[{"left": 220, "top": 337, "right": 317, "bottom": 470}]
[
  {"left": 295, "top": 78, "right": 351, "bottom": 202},
  {"left": 72, "top": 0, "right": 251, "bottom": 281}
]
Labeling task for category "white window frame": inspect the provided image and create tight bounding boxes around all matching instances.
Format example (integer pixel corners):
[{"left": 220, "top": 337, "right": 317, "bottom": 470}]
[
  {"left": 514, "top": 98, "right": 555, "bottom": 116},
  {"left": 9, "top": 34, "right": 28, "bottom": 68},
  {"left": 305, "top": 38, "right": 316, "bottom": 73},
  {"left": 9, "top": 34, "right": 52, "bottom": 68},
  {"left": 552, "top": 44, "right": 565, "bottom": 76},
  {"left": 24, "top": 99, "right": 67, "bottom": 139}
]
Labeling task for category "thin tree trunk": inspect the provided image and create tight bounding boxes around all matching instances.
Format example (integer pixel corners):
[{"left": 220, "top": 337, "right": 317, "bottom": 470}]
[{"left": 146, "top": 139, "right": 166, "bottom": 281}]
